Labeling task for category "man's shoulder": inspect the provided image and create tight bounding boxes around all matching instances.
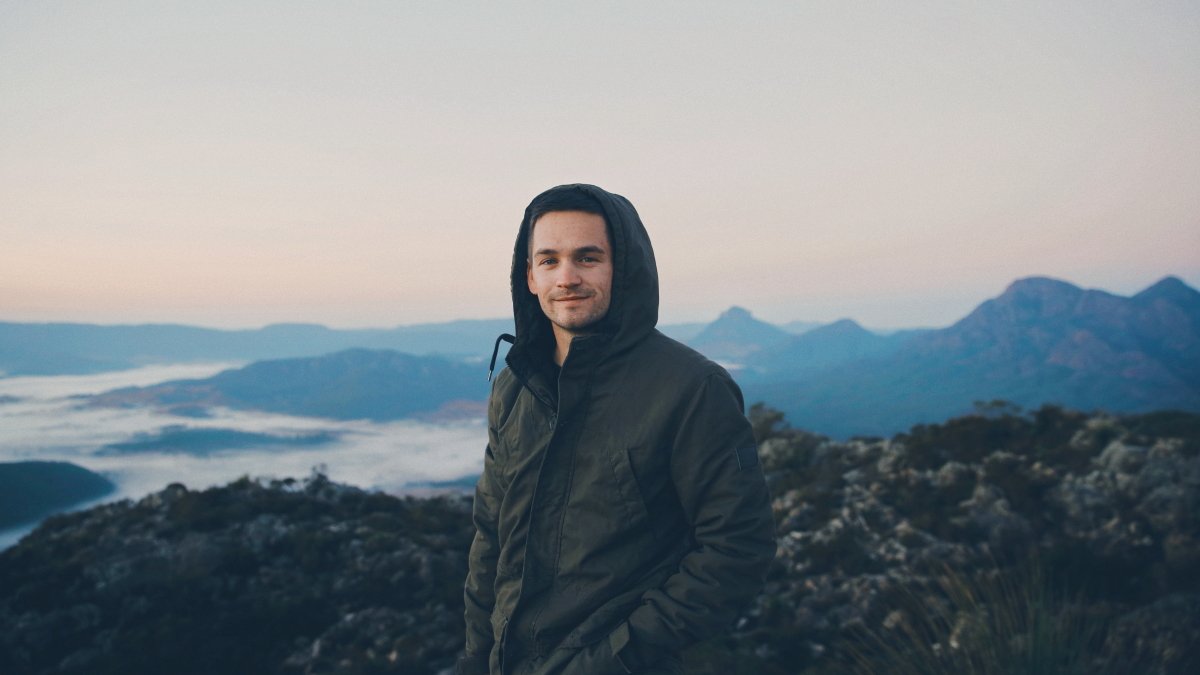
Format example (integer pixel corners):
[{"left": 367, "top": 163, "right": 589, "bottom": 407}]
[
  {"left": 632, "top": 330, "right": 737, "bottom": 386},
  {"left": 486, "top": 367, "right": 523, "bottom": 420},
  {"left": 491, "top": 366, "right": 519, "bottom": 393}
]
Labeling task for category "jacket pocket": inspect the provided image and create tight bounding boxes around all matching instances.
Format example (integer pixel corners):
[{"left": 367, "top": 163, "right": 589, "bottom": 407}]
[{"left": 608, "top": 447, "right": 651, "bottom": 525}]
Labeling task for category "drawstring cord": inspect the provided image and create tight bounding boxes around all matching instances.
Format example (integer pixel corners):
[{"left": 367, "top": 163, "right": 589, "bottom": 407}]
[{"left": 488, "top": 333, "right": 515, "bottom": 381}]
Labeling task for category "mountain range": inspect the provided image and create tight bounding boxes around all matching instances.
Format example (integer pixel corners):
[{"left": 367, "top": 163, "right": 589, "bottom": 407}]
[
  {"left": 15, "top": 275, "right": 1200, "bottom": 437},
  {"left": 745, "top": 276, "right": 1200, "bottom": 436},
  {"left": 89, "top": 348, "right": 489, "bottom": 421},
  {"left": 0, "top": 319, "right": 515, "bottom": 376},
  {"left": 0, "top": 316, "right": 809, "bottom": 378}
]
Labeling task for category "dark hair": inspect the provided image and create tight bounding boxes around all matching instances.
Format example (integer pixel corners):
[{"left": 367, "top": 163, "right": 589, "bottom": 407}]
[
  {"left": 528, "top": 188, "right": 605, "bottom": 225},
  {"left": 526, "top": 188, "right": 609, "bottom": 257}
]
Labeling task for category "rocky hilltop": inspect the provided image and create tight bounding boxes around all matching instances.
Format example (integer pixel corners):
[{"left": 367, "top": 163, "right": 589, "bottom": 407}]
[
  {"left": 740, "top": 403, "right": 1200, "bottom": 674},
  {"left": 1, "top": 407, "right": 1197, "bottom": 674},
  {"left": 0, "top": 474, "right": 474, "bottom": 675}
]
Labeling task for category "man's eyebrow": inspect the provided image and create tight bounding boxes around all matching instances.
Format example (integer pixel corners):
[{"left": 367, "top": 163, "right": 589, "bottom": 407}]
[{"left": 532, "top": 245, "right": 608, "bottom": 257}]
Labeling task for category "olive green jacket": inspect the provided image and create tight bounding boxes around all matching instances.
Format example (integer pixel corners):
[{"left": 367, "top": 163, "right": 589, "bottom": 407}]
[{"left": 460, "top": 184, "right": 776, "bottom": 675}]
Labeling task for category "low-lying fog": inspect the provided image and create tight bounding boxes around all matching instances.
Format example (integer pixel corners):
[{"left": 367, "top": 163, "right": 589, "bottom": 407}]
[{"left": 0, "top": 363, "right": 486, "bottom": 548}]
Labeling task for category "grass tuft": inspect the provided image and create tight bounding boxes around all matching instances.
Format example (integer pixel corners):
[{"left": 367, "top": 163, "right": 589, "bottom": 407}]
[{"left": 839, "top": 554, "right": 1111, "bottom": 675}]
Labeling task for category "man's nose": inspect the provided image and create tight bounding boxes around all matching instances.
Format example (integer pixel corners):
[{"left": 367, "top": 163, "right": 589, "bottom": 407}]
[{"left": 555, "top": 262, "right": 582, "bottom": 287}]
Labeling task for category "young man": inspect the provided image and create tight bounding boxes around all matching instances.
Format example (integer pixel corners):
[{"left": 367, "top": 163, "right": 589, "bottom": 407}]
[{"left": 461, "top": 184, "right": 776, "bottom": 675}]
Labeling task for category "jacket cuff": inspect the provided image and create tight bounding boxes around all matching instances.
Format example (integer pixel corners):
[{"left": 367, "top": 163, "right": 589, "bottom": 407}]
[{"left": 455, "top": 650, "right": 490, "bottom": 675}]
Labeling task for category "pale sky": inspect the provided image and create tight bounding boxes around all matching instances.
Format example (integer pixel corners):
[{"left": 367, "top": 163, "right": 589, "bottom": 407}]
[{"left": 2, "top": 1, "right": 1198, "bottom": 330}]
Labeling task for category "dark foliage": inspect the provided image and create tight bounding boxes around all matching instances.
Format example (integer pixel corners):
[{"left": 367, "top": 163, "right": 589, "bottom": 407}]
[
  {"left": 0, "top": 473, "right": 473, "bottom": 675},
  {"left": 2, "top": 405, "right": 1199, "bottom": 674},
  {"left": 742, "top": 404, "right": 1200, "bottom": 675},
  {"left": 0, "top": 461, "right": 115, "bottom": 529}
]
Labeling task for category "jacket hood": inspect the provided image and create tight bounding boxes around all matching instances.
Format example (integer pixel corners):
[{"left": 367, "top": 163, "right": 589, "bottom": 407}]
[{"left": 506, "top": 184, "right": 659, "bottom": 374}]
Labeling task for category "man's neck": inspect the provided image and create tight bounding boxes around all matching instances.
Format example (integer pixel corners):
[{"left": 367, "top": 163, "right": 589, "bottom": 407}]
[{"left": 551, "top": 326, "right": 572, "bottom": 366}]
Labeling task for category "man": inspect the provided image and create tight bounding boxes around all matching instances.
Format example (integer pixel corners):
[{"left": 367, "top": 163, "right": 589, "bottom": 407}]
[{"left": 460, "top": 184, "right": 776, "bottom": 675}]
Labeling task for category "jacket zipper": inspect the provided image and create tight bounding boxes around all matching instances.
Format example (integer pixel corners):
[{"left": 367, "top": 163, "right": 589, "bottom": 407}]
[
  {"left": 499, "top": 615, "right": 510, "bottom": 674},
  {"left": 502, "top": 380, "right": 560, "bottom": 673},
  {"left": 507, "top": 357, "right": 567, "bottom": 669}
]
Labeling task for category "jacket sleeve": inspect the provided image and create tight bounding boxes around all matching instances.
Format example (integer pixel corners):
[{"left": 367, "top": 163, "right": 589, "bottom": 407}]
[
  {"left": 568, "top": 371, "right": 778, "bottom": 673},
  {"left": 458, "top": 405, "right": 506, "bottom": 674}
]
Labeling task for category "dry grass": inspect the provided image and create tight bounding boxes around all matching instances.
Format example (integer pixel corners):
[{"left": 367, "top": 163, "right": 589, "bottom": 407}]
[{"left": 840, "top": 556, "right": 1111, "bottom": 675}]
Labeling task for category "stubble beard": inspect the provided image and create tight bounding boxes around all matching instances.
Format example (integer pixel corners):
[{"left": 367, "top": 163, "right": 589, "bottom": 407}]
[{"left": 543, "top": 296, "right": 609, "bottom": 336}]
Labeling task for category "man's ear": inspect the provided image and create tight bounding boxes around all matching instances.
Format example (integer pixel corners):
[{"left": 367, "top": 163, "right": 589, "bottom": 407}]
[{"left": 526, "top": 260, "right": 537, "bottom": 295}]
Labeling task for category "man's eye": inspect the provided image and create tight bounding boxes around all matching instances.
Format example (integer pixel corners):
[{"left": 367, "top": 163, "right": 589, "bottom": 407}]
[
  {"left": 539, "top": 258, "right": 556, "bottom": 266},
  {"left": 580, "top": 256, "right": 598, "bottom": 263}
]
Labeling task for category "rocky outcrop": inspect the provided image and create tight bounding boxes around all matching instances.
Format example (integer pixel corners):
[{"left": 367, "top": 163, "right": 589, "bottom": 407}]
[
  {"left": 1, "top": 406, "right": 1197, "bottom": 674},
  {"left": 0, "top": 473, "right": 473, "bottom": 675},
  {"left": 736, "top": 405, "right": 1200, "bottom": 674}
]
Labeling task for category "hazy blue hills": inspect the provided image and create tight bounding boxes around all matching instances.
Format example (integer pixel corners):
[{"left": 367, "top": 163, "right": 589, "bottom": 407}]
[
  {"left": 0, "top": 461, "right": 115, "bottom": 529},
  {"left": 0, "top": 318, "right": 515, "bottom": 376},
  {"left": 98, "top": 426, "right": 342, "bottom": 457},
  {"left": 0, "top": 317, "right": 725, "bottom": 377},
  {"left": 658, "top": 321, "right": 708, "bottom": 342},
  {"left": 747, "top": 276, "right": 1200, "bottom": 437},
  {"left": 89, "top": 348, "right": 490, "bottom": 421},
  {"left": 780, "top": 319, "right": 822, "bottom": 334},
  {"left": 687, "top": 306, "right": 793, "bottom": 361},
  {"left": 11, "top": 275, "right": 1199, "bottom": 439},
  {"left": 743, "top": 318, "right": 926, "bottom": 379}
]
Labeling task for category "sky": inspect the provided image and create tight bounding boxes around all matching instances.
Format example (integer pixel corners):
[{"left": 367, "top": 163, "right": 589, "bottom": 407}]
[{"left": 2, "top": 1, "right": 1198, "bottom": 330}]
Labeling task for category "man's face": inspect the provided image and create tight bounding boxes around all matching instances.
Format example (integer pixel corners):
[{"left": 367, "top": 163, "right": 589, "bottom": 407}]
[{"left": 526, "top": 210, "right": 613, "bottom": 337}]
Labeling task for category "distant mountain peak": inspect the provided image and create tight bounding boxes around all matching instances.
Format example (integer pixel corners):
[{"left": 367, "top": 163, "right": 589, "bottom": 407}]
[
  {"left": 808, "top": 318, "right": 871, "bottom": 337},
  {"left": 1135, "top": 276, "right": 1200, "bottom": 305},
  {"left": 689, "top": 306, "right": 790, "bottom": 360},
  {"left": 965, "top": 276, "right": 1092, "bottom": 325},
  {"left": 1001, "top": 276, "right": 1083, "bottom": 298},
  {"left": 704, "top": 306, "right": 781, "bottom": 332},
  {"left": 716, "top": 306, "right": 755, "bottom": 322},
  {"left": 827, "top": 317, "right": 865, "bottom": 330}
]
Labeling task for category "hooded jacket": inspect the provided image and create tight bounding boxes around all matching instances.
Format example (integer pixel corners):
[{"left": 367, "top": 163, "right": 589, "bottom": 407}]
[{"left": 461, "top": 184, "right": 776, "bottom": 675}]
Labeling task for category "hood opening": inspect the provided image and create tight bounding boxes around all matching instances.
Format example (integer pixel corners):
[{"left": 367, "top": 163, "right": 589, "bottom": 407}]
[{"left": 506, "top": 184, "right": 659, "bottom": 373}]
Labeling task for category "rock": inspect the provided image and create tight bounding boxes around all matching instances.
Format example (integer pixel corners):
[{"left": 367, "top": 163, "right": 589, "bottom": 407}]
[
  {"left": 3, "top": 406, "right": 1199, "bottom": 675},
  {"left": 954, "top": 484, "right": 1033, "bottom": 548},
  {"left": 0, "top": 474, "right": 474, "bottom": 675},
  {"left": 1103, "top": 594, "right": 1200, "bottom": 674}
]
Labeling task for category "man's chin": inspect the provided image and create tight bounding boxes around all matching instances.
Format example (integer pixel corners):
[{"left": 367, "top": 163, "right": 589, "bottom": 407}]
[{"left": 551, "top": 314, "right": 605, "bottom": 334}]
